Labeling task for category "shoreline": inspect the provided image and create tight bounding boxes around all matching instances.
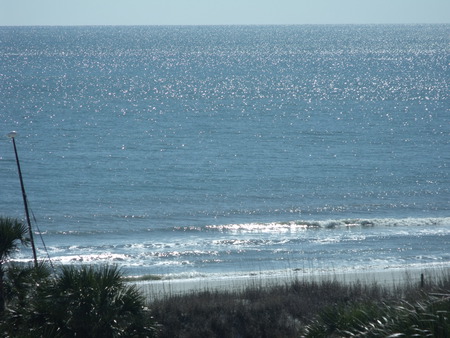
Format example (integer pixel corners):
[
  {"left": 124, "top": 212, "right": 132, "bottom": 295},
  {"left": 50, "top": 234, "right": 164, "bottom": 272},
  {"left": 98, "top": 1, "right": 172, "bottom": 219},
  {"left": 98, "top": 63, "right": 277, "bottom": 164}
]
[{"left": 135, "top": 265, "right": 450, "bottom": 300}]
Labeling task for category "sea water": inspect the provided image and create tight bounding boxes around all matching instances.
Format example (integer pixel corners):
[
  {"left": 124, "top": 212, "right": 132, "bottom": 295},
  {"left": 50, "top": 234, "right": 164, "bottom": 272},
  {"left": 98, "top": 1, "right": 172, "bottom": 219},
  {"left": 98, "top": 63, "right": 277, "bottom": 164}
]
[{"left": 1, "top": 25, "right": 449, "bottom": 279}]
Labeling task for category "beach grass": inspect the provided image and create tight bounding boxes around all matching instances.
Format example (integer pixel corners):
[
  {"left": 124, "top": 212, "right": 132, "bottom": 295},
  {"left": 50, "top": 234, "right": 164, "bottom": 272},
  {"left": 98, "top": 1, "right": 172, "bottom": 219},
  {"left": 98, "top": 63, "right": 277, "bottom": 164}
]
[{"left": 146, "top": 269, "right": 450, "bottom": 337}]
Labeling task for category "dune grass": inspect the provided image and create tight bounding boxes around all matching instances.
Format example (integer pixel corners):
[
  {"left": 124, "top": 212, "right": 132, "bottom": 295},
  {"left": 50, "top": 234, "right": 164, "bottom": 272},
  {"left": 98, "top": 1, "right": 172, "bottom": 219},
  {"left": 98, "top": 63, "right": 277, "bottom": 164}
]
[{"left": 147, "top": 270, "right": 450, "bottom": 337}]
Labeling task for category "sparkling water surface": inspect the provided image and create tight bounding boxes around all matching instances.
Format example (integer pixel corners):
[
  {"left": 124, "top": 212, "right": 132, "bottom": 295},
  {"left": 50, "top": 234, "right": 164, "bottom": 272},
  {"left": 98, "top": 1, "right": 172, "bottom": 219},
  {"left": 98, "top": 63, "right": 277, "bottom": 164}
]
[{"left": 1, "top": 25, "right": 449, "bottom": 278}]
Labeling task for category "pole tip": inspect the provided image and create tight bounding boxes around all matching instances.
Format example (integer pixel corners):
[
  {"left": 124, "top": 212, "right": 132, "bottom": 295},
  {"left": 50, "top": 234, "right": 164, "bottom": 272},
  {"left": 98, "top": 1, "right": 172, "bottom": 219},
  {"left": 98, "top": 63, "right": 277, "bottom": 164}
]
[{"left": 7, "top": 131, "right": 17, "bottom": 138}]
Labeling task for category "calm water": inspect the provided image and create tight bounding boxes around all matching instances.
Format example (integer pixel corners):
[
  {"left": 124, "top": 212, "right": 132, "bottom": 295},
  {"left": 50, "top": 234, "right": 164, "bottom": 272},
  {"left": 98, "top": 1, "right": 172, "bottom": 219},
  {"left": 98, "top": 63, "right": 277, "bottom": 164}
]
[{"left": 1, "top": 25, "right": 449, "bottom": 278}]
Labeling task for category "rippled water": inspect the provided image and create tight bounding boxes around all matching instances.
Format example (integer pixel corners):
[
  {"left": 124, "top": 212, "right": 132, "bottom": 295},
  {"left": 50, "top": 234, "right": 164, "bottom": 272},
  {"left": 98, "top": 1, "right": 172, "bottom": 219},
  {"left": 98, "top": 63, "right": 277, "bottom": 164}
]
[{"left": 1, "top": 25, "right": 449, "bottom": 278}]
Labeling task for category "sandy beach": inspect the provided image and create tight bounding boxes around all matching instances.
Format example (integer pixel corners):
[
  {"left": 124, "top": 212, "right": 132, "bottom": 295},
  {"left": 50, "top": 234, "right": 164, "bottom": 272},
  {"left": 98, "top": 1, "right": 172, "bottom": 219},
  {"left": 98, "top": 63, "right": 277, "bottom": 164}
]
[{"left": 135, "top": 265, "right": 450, "bottom": 300}]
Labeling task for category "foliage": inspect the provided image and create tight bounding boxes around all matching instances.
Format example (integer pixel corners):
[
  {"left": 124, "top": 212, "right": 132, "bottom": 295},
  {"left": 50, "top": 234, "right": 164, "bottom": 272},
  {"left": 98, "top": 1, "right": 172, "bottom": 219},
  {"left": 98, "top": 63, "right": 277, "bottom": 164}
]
[
  {"left": 150, "top": 272, "right": 450, "bottom": 338},
  {"left": 302, "top": 294, "right": 450, "bottom": 337},
  {"left": 0, "top": 216, "right": 30, "bottom": 313},
  {"left": 0, "top": 217, "right": 29, "bottom": 263},
  {"left": 0, "top": 216, "right": 157, "bottom": 337},
  {"left": 1, "top": 265, "right": 158, "bottom": 338},
  {"left": 4, "top": 262, "right": 51, "bottom": 309},
  {"left": 41, "top": 265, "right": 154, "bottom": 337}
]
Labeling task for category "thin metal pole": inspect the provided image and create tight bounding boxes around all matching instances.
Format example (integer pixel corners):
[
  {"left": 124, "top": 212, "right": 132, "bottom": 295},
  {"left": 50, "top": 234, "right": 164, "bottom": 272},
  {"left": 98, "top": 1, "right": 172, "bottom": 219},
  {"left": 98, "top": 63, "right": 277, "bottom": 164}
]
[{"left": 10, "top": 136, "right": 38, "bottom": 267}]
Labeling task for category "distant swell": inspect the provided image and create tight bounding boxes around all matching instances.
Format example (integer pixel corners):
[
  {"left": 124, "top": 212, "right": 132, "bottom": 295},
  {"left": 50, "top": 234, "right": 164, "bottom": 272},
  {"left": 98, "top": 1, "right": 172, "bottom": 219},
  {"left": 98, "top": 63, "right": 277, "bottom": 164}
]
[
  {"left": 37, "top": 217, "right": 450, "bottom": 237},
  {"left": 177, "top": 217, "right": 450, "bottom": 233}
]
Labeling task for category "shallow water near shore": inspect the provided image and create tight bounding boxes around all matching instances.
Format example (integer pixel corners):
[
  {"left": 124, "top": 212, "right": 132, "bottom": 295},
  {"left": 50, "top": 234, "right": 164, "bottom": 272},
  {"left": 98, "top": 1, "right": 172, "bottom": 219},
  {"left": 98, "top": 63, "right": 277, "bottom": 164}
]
[{"left": 1, "top": 25, "right": 449, "bottom": 279}]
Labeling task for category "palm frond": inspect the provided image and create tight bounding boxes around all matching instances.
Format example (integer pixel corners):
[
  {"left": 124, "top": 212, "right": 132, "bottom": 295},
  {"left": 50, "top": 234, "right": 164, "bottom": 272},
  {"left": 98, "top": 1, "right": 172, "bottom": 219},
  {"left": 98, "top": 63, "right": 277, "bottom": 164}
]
[{"left": 0, "top": 217, "right": 30, "bottom": 262}]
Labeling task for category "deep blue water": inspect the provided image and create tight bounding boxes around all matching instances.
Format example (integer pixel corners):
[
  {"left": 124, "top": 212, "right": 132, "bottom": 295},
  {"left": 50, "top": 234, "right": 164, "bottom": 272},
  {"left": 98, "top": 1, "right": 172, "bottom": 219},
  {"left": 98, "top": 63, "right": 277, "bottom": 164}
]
[{"left": 1, "top": 25, "right": 449, "bottom": 278}]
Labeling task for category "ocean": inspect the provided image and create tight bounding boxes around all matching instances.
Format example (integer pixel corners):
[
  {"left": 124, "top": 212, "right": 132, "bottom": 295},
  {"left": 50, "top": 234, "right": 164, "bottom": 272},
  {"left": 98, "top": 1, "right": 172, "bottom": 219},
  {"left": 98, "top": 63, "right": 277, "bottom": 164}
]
[{"left": 1, "top": 25, "right": 449, "bottom": 280}]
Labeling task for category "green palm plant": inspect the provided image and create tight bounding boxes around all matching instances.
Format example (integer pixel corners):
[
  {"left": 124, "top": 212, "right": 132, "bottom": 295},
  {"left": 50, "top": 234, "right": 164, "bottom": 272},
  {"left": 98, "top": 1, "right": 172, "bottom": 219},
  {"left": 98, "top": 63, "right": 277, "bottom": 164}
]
[
  {"left": 4, "top": 262, "right": 51, "bottom": 307},
  {"left": 0, "top": 217, "right": 157, "bottom": 336},
  {"left": 1, "top": 262, "right": 51, "bottom": 336},
  {"left": 0, "top": 216, "right": 29, "bottom": 313},
  {"left": 34, "top": 265, "right": 155, "bottom": 337}
]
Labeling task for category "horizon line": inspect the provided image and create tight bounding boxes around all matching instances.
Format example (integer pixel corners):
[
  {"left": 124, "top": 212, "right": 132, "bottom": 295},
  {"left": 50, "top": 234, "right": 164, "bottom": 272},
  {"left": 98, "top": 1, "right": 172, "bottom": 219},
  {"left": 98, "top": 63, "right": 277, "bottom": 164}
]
[{"left": 1, "top": 22, "right": 449, "bottom": 28}]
